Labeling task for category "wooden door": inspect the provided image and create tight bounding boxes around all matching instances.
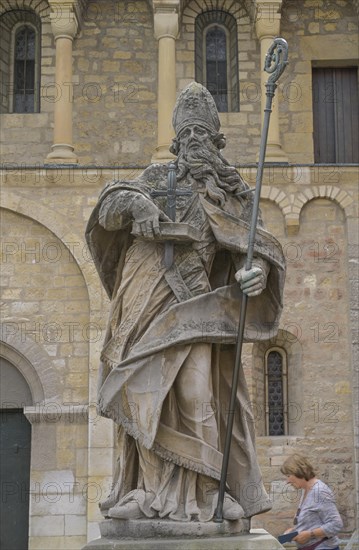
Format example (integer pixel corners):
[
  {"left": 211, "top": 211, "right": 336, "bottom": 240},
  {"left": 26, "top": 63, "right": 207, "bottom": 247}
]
[{"left": 0, "top": 409, "right": 31, "bottom": 550}]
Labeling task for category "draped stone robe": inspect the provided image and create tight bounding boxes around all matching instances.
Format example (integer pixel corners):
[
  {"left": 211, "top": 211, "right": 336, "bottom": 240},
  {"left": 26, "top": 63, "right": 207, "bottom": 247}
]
[{"left": 86, "top": 163, "right": 285, "bottom": 521}]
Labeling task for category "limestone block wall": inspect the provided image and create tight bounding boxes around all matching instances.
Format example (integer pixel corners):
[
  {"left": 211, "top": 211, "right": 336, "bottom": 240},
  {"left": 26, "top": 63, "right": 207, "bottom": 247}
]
[
  {"left": 72, "top": 0, "right": 158, "bottom": 165},
  {"left": 279, "top": 0, "right": 359, "bottom": 164},
  {"left": 251, "top": 193, "right": 356, "bottom": 535},
  {"left": 1, "top": 164, "right": 357, "bottom": 547},
  {"left": 177, "top": 0, "right": 262, "bottom": 165},
  {"left": 1, "top": 0, "right": 358, "bottom": 167},
  {"left": 0, "top": 1, "right": 54, "bottom": 163},
  {"left": 0, "top": 209, "right": 92, "bottom": 548},
  {"left": 0, "top": 171, "right": 124, "bottom": 546},
  {"left": 0, "top": 210, "right": 90, "bottom": 403}
]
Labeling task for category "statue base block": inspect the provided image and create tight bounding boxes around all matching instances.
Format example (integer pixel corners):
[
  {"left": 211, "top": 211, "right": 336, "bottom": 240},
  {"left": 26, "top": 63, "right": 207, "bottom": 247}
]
[{"left": 82, "top": 521, "right": 285, "bottom": 549}]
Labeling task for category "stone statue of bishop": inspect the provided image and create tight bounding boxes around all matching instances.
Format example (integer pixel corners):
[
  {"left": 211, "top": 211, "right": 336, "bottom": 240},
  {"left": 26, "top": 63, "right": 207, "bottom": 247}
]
[{"left": 86, "top": 82, "right": 286, "bottom": 523}]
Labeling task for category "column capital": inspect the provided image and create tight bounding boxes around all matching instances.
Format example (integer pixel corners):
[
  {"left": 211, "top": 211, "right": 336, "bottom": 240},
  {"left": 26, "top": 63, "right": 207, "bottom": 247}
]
[
  {"left": 255, "top": 0, "right": 283, "bottom": 39},
  {"left": 153, "top": 1, "right": 179, "bottom": 40},
  {"left": 48, "top": 0, "right": 79, "bottom": 40}
]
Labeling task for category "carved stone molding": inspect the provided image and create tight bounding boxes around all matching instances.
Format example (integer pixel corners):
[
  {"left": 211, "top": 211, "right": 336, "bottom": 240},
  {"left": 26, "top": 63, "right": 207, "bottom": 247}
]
[
  {"left": 153, "top": 10, "right": 179, "bottom": 40},
  {"left": 48, "top": 0, "right": 79, "bottom": 40},
  {"left": 254, "top": 0, "right": 283, "bottom": 38}
]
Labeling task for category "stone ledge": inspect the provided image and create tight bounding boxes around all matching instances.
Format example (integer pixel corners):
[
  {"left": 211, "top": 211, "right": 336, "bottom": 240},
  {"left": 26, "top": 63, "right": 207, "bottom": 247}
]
[
  {"left": 100, "top": 517, "right": 250, "bottom": 539},
  {"left": 82, "top": 527, "right": 285, "bottom": 549}
]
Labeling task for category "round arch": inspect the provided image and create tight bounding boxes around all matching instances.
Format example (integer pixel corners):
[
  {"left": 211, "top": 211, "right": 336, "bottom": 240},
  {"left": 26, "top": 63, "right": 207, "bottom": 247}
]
[
  {"left": 181, "top": 0, "right": 251, "bottom": 23},
  {"left": 0, "top": 189, "right": 102, "bottom": 312},
  {"left": 0, "top": 1, "right": 50, "bottom": 19},
  {"left": 293, "top": 185, "right": 355, "bottom": 222},
  {"left": 0, "top": 332, "right": 61, "bottom": 403}
]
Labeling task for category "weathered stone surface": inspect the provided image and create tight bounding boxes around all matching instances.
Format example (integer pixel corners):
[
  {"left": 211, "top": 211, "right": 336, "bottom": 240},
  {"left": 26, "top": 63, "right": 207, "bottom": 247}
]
[
  {"left": 100, "top": 518, "right": 250, "bottom": 538},
  {"left": 82, "top": 528, "right": 284, "bottom": 550},
  {"left": 1, "top": 1, "right": 358, "bottom": 547},
  {"left": 86, "top": 83, "right": 285, "bottom": 525}
]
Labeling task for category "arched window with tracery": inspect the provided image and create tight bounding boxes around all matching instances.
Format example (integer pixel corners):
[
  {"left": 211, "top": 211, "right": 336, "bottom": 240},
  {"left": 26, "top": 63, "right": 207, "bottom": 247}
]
[
  {"left": 195, "top": 11, "right": 239, "bottom": 112},
  {"left": 265, "top": 348, "right": 288, "bottom": 436}
]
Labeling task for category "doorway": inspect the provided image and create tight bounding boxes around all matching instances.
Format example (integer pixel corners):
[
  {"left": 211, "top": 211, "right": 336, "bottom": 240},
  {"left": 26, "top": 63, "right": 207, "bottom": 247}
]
[{"left": 0, "top": 358, "right": 33, "bottom": 550}]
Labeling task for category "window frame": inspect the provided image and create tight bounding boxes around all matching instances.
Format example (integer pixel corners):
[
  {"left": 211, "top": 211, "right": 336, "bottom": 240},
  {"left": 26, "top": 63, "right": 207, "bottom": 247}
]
[
  {"left": 195, "top": 10, "right": 239, "bottom": 113},
  {"left": 312, "top": 65, "right": 359, "bottom": 164},
  {"left": 10, "top": 21, "right": 41, "bottom": 113},
  {"left": 264, "top": 347, "right": 288, "bottom": 436},
  {"left": 203, "top": 23, "right": 231, "bottom": 112}
]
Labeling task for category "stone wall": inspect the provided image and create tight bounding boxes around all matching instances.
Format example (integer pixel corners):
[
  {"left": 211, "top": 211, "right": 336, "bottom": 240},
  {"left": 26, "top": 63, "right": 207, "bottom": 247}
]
[
  {"left": 250, "top": 195, "right": 356, "bottom": 534},
  {"left": 1, "top": 209, "right": 90, "bottom": 404},
  {"left": 0, "top": 0, "right": 358, "bottom": 166},
  {"left": 0, "top": 208, "right": 92, "bottom": 548},
  {"left": 0, "top": 170, "right": 126, "bottom": 545},
  {"left": 1, "top": 164, "right": 357, "bottom": 546},
  {"left": 72, "top": 0, "right": 158, "bottom": 165},
  {"left": 0, "top": 1, "right": 54, "bottom": 163},
  {"left": 279, "top": 0, "right": 359, "bottom": 164},
  {"left": 177, "top": 0, "right": 262, "bottom": 165},
  {"left": 0, "top": 0, "right": 358, "bottom": 546}
]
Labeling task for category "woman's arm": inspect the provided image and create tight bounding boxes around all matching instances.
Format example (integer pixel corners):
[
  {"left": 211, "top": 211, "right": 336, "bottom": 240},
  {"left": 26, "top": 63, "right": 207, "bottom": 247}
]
[{"left": 317, "top": 494, "right": 343, "bottom": 537}]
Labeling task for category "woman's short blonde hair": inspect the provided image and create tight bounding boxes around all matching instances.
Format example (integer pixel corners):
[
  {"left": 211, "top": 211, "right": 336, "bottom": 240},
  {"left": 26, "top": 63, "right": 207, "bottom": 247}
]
[{"left": 280, "top": 454, "right": 316, "bottom": 481}]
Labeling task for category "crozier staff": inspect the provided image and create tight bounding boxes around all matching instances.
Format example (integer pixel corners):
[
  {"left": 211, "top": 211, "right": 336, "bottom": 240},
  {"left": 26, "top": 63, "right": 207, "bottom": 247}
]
[{"left": 281, "top": 454, "right": 343, "bottom": 550}]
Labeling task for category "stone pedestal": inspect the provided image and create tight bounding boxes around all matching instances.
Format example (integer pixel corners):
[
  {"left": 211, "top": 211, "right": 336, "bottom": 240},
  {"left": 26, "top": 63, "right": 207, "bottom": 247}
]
[{"left": 82, "top": 520, "right": 284, "bottom": 549}]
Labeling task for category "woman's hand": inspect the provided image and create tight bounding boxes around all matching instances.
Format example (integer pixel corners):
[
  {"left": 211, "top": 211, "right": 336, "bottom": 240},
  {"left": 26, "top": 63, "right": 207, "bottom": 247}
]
[{"left": 293, "top": 530, "right": 313, "bottom": 544}]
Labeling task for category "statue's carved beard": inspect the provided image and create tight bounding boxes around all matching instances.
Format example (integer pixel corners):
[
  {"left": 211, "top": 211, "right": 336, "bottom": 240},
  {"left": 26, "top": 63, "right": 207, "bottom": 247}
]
[{"left": 176, "top": 142, "right": 247, "bottom": 207}]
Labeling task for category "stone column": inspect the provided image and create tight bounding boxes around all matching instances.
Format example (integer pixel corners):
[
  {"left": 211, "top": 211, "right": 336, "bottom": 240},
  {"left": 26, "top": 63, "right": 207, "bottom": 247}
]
[
  {"left": 151, "top": 2, "right": 179, "bottom": 163},
  {"left": 46, "top": 1, "right": 78, "bottom": 164},
  {"left": 255, "top": 0, "right": 288, "bottom": 163}
]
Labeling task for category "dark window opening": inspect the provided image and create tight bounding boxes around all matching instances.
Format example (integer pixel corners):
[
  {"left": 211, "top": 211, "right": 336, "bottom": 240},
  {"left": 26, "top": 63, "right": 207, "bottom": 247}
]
[
  {"left": 206, "top": 26, "right": 228, "bottom": 112},
  {"left": 312, "top": 67, "right": 359, "bottom": 163},
  {"left": 14, "top": 25, "right": 36, "bottom": 113},
  {"left": 195, "top": 10, "right": 239, "bottom": 112},
  {"left": 267, "top": 351, "right": 285, "bottom": 436}
]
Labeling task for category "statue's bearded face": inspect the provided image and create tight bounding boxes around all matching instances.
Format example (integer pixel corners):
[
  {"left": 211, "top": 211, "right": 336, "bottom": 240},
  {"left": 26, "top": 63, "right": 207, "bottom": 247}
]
[
  {"left": 176, "top": 123, "right": 246, "bottom": 207},
  {"left": 177, "top": 124, "right": 213, "bottom": 156}
]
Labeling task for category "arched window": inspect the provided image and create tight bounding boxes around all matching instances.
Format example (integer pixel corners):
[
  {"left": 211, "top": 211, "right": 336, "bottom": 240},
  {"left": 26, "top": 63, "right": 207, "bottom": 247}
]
[
  {"left": 265, "top": 348, "right": 288, "bottom": 436},
  {"left": 13, "top": 24, "right": 37, "bottom": 113},
  {"left": 205, "top": 24, "right": 228, "bottom": 112},
  {"left": 195, "top": 11, "right": 239, "bottom": 112},
  {"left": 0, "top": 10, "right": 41, "bottom": 113}
]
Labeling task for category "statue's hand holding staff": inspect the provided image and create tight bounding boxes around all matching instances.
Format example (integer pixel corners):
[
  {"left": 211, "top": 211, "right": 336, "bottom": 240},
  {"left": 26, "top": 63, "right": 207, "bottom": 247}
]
[
  {"left": 131, "top": 194, "right": 170, "bottom": 238},
  {"left": 235, "top": 265, "right": 267, "bottom": 297}
]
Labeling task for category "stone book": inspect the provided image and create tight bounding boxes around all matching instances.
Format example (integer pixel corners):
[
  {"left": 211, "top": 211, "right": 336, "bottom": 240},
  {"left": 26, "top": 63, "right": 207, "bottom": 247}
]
[{"left": 132, "top": 221, "right": 202, "bottom": 242}]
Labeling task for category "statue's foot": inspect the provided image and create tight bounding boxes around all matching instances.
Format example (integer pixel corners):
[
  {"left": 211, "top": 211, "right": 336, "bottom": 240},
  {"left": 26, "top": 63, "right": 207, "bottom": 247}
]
[
  {"left": 108, "top": 501, "right": 143, "bottom": 520},
  {"left": 99, "top": 494, "right": 118, "bottom": 517},
  {"left": 222, "top": 495, "right": 245, "bottom": 521}
]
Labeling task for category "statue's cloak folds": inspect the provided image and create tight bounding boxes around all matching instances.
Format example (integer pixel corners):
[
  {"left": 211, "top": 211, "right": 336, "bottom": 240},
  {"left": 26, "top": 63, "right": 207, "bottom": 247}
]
[{"left": 86, "top": 165, "right": 285, "bottom": 490}]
